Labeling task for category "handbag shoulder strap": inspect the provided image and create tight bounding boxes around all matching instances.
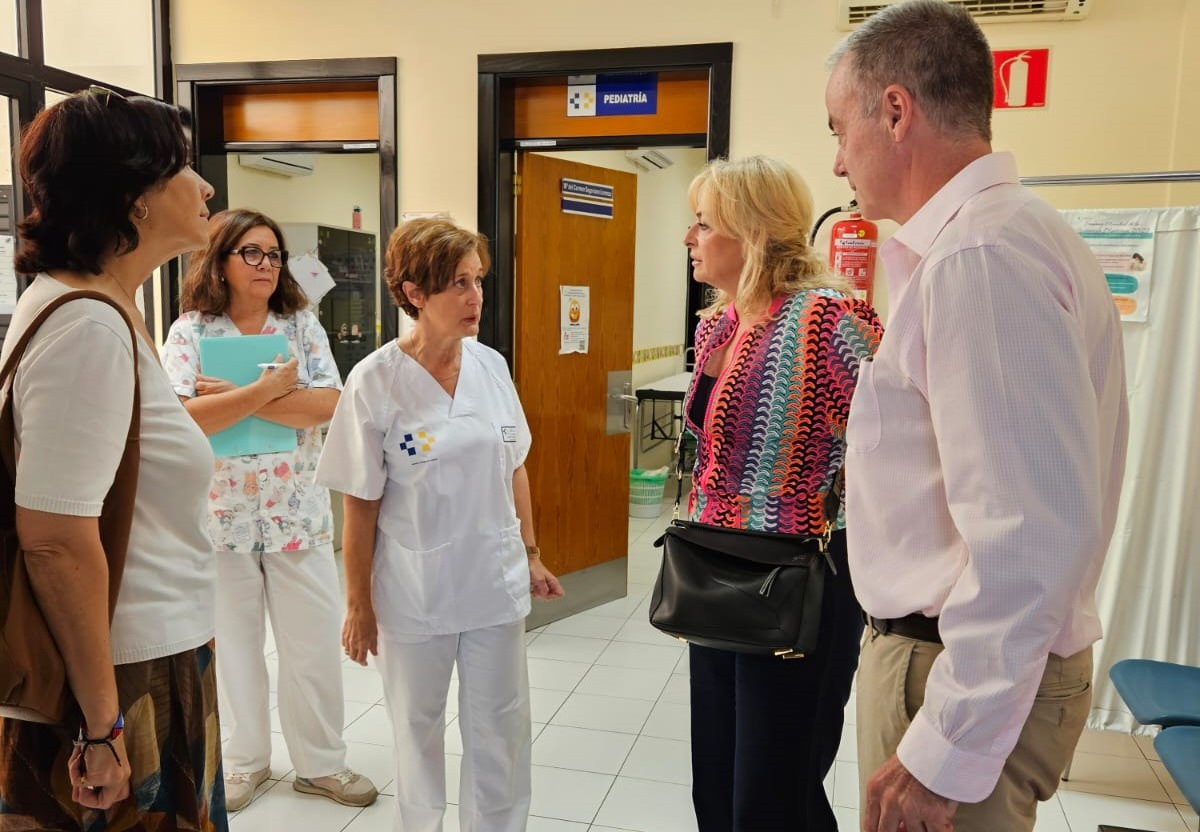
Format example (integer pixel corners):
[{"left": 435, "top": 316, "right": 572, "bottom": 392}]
[{"left": 0, "top": 289, "right": 141, "bottom": 622}]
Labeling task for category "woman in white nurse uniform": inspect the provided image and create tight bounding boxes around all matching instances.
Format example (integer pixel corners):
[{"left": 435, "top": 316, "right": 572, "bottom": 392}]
[{"left": 315, "top": 217, "right": 564, "bottom": 832}]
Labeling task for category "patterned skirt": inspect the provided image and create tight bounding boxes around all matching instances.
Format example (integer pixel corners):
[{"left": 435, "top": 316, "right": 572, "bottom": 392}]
[{"left": 0, "top": 643, "right": 227, "bottom": 831}]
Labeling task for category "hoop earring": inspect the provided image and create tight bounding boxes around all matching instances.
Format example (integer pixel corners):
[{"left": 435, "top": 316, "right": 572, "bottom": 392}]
[{"left": 133, "top": 204, "right": 149, "bottom": 221}]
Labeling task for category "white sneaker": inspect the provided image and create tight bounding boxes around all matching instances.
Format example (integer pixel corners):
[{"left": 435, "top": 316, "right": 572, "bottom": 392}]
[
  {"left": 225, "top": 767, "right": 271, "bottom": 812},
  {"left": 293, "top": 769, "right": 379, "bottom": 807}
]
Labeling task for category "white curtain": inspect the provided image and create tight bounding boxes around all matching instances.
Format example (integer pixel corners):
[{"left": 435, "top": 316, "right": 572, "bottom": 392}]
[{"left": 1059, "top": 206, "right": 1200, "bottom": 733}]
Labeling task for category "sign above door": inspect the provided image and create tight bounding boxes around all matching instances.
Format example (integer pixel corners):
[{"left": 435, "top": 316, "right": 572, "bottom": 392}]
[{"left": 567, "top": 73, "right": 658, "bottom": 117}]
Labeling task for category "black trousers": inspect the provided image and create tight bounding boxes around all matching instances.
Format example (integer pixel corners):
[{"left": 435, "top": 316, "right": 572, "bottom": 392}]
[{"left": 689, "top": 529, "right": 861, "bottom": 832}]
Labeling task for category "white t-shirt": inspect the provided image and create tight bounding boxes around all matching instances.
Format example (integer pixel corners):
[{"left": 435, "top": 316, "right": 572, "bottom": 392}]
[
  {"left": 315, "top": 339, "right": 532, "bottom": 636},
  {"left": 2, "top": 276, "right": 216, "bottom": 664}
]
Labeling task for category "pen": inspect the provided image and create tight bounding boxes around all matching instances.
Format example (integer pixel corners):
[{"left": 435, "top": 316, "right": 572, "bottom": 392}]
[{"left": 257, "top": 363, "right": 285, "bottom": 370}]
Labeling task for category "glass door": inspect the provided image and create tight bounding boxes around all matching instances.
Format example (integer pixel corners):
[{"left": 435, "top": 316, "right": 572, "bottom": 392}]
[{"left": 0, "top": 78, "right": 33, "bottom": 340}]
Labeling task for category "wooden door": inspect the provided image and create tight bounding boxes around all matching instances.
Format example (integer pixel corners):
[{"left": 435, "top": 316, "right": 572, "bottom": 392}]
[{"left": 515, "top": 153, "right": 636, "bottom": 583}]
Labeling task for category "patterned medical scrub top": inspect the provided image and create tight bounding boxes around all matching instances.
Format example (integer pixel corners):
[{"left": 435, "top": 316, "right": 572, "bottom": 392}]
[{"left": 161, "top": 308, "right": 343, "bottom": 553}]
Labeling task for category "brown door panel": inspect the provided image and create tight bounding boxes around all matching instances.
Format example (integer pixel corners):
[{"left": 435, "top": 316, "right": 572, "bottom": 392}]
[{"left": 515, "top": 152, "right": 636, "bottom": 577}]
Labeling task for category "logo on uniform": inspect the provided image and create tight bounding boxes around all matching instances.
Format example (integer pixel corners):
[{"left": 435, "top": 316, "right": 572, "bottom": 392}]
[{"left": 398, "top": 430, "right": 436, "bottom": 457}]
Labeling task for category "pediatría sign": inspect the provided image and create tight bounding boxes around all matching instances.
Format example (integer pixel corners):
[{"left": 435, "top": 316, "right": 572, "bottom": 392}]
[{"left": 567, "top": 73, "right": 658, "bottom": 117}]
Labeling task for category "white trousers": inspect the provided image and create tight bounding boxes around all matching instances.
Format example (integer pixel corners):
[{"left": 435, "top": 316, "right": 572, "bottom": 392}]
[
  {"left": 215, "top": 543, "right": 348, "bottom": 778},
  {"left": 376, "top": 621, "right": 532, "bottom": 832}
]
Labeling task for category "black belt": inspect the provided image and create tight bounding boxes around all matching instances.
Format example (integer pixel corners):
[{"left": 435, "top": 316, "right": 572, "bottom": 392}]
[{"left": 864, "top": 612, "right": 942, "bottom": 644}]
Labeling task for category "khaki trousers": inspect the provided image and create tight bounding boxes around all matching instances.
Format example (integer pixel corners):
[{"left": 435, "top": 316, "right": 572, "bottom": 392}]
[{"left": 856, "top": 631, "right": 1092, "bottom": 832}]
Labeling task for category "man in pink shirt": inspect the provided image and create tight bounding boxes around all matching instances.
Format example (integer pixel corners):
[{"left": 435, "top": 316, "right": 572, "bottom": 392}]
[{"left": 824, "top": 2, "right": 1129, "bottom": 831}]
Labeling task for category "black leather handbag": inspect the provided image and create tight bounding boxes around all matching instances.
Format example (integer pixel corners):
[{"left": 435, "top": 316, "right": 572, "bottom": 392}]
[{"left": 649, "top": 434, "right": 839, "bottom": 659}]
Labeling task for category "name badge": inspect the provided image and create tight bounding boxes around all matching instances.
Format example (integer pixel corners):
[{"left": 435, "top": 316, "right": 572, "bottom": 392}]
[{"left": 501, "top": 426, "right": 518, "bottom": 443}]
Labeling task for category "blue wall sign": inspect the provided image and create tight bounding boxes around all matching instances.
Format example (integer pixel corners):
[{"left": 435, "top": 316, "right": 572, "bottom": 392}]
[
  {"left": 597, "top": 73, "right": 658, "bottom": 116},
  {"left": 561, "top": 178, "right": 614, "bottom": 219},
  {"left": 567, "top": 73, "right": 658, "bottom": 117}
]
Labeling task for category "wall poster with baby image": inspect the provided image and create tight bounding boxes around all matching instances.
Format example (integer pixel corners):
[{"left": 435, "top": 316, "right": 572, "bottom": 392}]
[{"left": 1062, "top": 208, "right": 1157, "bottom": 323}]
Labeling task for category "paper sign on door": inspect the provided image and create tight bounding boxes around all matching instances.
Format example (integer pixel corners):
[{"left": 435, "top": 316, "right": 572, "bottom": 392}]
[{"left": 560, "top": 285, "right": 590, "bottom": 355}]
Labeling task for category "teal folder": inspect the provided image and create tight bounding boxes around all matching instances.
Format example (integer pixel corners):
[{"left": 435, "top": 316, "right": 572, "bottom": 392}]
[{"left": 198, "top": 334, "right": 298, "bottom": 458}]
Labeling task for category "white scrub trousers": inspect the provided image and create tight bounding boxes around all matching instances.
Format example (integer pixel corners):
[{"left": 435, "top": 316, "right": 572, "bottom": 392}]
[
  {"left": 376, "top": 621, "right": 532, "bottom": 832},
  {"left": 215, "top": 543, "right": 349, "bottom": 778}
]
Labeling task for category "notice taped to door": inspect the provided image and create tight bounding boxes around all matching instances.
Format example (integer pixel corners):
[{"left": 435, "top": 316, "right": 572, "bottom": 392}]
[{"left": 560, "top": 285, "right": 590, "bottom": 354}]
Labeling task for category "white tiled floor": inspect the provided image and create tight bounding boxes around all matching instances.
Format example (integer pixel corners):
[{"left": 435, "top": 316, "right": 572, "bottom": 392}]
[{"left": 228, "top": 499, "right": 1200, "bottom": 832}]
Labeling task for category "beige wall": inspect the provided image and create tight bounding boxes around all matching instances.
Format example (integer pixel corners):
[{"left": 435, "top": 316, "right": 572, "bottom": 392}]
[{"left": 173, "top": 0, "right": 1200, "bottom": 220}]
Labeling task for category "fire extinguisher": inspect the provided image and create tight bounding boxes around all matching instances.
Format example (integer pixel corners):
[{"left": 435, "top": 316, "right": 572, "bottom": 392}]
[{"left": 828, "top": 211, "right": 878, "bottom": 306}]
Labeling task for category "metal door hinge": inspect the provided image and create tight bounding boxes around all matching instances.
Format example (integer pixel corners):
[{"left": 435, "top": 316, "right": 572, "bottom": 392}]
[{"left": 512, "top": 173, "right": 522, "bottom": 197}]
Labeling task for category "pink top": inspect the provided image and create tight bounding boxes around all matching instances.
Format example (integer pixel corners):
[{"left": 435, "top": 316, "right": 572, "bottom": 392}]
[{"left": 846, "top": 152, "right": 1129, "bottom": 802}]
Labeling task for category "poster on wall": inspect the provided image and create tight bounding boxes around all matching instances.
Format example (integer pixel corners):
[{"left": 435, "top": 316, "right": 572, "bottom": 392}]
[
  {"left": 1062, "top": 209, "right": 1156, "bottom": 323},
  {"left": 559, "top": 285, "right": 590, "bottom": 355},
  {"left": 0, "top": 236, "right": 17, "bottom": 315}
]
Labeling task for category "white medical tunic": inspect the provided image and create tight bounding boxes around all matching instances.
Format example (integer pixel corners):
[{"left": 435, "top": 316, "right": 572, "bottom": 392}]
[{"left": 315, "top": 339, "right": 533, "bottom": 636}]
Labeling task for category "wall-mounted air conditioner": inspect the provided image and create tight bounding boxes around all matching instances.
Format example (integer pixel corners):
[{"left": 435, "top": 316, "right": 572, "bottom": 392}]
[
  {"left": 838, "top": 0, "right": 1092, "bottom": 29},
  {"left": 625, "top": 148, "right": 675, "bottom": 172},
  {"left": 238, "top": 153, "right": 317, "bottom": 177}
]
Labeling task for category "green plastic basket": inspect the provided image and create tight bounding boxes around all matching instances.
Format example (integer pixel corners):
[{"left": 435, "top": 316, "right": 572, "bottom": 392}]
[{"left": 629, "top": 468, "right": 669, "bottom": 518}]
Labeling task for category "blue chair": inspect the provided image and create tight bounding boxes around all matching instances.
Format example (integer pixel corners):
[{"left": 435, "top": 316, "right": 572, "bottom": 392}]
[
  {"left": 1064, "top": 659, "right": 1200, "bottom": 783},
  {"left": 1110, "top": 659, "right": 1200, "bottom": 727},
  {"left": 1153, "top": 726, "right": 1200, "bottom": 830}
]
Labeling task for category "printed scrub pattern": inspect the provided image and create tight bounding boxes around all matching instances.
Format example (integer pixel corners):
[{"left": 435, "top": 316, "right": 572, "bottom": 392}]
[{"left": 161, "top": 308, "right": 343, "bottom": 553}]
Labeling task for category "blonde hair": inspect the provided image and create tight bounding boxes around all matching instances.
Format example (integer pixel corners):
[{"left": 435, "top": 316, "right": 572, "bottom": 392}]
[{"left": 689, "top": 155, "right": 848, "bottom": 318}]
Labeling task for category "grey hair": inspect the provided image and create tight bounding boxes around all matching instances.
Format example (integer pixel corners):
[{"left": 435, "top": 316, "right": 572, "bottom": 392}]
[{"left": 827, "top": 0, "right": 994, "bottom": 142}]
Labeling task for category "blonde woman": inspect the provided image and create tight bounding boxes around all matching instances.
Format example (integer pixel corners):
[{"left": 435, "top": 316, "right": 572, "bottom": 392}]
[{"left": 680, "top": 155, "right": 882, "bottom": 830}]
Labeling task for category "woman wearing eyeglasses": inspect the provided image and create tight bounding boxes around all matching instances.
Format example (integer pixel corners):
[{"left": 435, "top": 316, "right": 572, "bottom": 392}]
[{"left": 161, "top": 209, "right": 377, "bottom": 812}]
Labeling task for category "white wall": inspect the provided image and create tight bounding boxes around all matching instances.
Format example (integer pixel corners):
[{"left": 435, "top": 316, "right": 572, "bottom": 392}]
[{"left": 226, "top": 153, "right": 380, "bottom": 240}]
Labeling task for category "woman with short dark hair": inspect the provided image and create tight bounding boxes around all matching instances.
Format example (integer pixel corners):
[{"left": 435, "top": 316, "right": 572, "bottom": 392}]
[{"left": 0, "top": 87, "right": 225, "bottom": 830}]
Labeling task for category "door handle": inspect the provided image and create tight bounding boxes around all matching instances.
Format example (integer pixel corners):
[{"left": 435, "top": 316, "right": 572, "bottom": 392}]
[{"left": 606, "top": 394, "right": 637, "bottom": 429}]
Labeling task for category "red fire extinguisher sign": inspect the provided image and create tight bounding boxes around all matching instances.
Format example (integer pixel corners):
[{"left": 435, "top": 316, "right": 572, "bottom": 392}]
[
  {"left": 829, "top": 212, "right": 877, "bottom": 305},
  {"left": 992, "top": 48, "right": 1049, "bottom": 109}
]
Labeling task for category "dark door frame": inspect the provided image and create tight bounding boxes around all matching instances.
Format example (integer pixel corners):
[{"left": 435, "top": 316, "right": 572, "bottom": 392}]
[
  {"left": 174, "top": 57, "right": 399, "bottom": 344},
  {"left": 477, "top": 43, "right": 732, "bottom": 368}
]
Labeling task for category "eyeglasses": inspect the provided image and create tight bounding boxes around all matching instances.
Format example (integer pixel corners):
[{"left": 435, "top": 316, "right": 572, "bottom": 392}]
[
  {"left": 228, "top": 246, "right": 288, "bottom": 269},
  {"left": 86, "top": 85, "right": 126, "bottom": 107}
]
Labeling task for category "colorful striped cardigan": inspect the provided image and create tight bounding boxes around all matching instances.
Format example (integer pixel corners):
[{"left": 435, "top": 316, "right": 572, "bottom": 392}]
[{"left": 685, "top": 289, "right": 883, "bottom": 536}]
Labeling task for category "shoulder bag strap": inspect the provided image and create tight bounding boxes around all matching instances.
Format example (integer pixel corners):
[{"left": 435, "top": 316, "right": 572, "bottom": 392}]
[
  {"left": 671, "top": 430, "right": 685, "bottom": 520},
  {"left": 0, "top": 289, "right": 141, "bottom": 623}
]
